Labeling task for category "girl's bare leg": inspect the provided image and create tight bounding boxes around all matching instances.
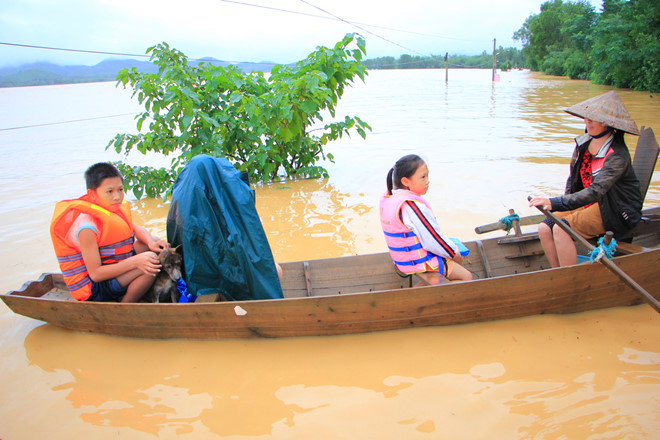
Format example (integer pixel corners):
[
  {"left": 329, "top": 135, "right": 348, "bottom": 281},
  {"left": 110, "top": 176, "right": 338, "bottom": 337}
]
[{"left": 446, "top": 263, "right": 473, "bottom": 281}]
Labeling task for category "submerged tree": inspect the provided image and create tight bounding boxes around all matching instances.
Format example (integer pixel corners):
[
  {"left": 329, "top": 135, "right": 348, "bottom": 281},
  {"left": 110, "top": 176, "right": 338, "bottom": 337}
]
[{"left": 108, "top": 33, "right": 371, "bottom": 199}]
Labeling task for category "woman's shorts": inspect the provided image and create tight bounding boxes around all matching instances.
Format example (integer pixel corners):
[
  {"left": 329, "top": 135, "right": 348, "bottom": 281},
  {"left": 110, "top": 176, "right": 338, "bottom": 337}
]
[{"left": 541, "top": 203, "right": 605, "bottom": 239}]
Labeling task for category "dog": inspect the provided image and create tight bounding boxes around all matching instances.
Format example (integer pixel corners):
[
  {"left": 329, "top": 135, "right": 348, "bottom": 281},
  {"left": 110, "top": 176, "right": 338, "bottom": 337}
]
[{"left": 145, "top": 245, "right": 183, "bottom": 303}]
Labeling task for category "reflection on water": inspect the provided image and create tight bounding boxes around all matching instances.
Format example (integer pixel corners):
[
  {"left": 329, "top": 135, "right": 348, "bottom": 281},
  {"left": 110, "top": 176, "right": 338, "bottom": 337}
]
[
  {"left": 129, "top": 179, "right": 374, "bottom": 263},
  {"left": 1, "top": 70, "right": 659, "bottom": 439},
  {"left": 21, "top": 306, "right": 660, "bottom": 439},
  {"left": 256, "top": 179, "right": 372, "bottom": 261}
]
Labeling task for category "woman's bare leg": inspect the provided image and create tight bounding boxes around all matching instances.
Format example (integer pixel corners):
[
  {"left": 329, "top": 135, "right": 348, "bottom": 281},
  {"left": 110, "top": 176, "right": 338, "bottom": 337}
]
[
  {"left": 552, "top": 225, "right": 577, "bottom": 266},
  {"left": 538, "top": 222, "right": 560, "bottom": 268}
]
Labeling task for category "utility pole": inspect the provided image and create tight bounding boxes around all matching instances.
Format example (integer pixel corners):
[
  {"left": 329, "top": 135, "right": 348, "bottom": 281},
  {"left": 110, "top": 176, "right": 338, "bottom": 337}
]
[
  {"left": 492, "top": 38, "right": 497, "bottom": 81},
  {"left": 444, "top": 52, "right": 448, "bottom": 82}
]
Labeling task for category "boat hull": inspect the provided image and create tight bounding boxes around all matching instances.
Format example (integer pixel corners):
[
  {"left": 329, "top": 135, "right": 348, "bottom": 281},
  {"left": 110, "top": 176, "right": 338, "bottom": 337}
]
[{"left": 2, "top": 249, "right": 659, "bottom": 339}]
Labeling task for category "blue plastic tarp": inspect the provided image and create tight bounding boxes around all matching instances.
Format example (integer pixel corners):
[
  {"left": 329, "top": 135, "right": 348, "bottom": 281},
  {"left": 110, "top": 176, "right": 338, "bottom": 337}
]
[{"left": 166, "top": 155, "right": 283, "bottom": 301}]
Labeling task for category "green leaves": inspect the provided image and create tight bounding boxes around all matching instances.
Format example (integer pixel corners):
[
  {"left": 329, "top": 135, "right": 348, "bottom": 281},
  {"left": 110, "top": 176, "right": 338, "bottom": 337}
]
[
  {"left": 590, "top": 0, "right": 660, "bottom": 92},
  {"left": 514, "top": 0, "right": 659, "bottom": 91},
  {"left": 108, "top": 34, "right": 370, "bottom": 198}
]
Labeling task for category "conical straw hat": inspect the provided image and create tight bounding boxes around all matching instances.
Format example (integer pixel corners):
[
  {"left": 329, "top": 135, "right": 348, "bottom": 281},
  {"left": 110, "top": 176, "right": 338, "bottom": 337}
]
[{"left": 565, "top": 91, "right": 640, "bottom": 136}]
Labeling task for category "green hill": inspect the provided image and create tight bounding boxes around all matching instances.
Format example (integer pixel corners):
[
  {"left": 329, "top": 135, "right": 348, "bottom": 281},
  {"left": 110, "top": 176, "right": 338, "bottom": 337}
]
[{"left": 0, "top": 58, "right": 275, "bottom": 88}]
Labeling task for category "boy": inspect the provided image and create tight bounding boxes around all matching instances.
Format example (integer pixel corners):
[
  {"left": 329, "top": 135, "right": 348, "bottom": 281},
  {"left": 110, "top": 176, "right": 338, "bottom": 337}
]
[{"left": 50, "top": 163, "right": 167, "bottom": 302}]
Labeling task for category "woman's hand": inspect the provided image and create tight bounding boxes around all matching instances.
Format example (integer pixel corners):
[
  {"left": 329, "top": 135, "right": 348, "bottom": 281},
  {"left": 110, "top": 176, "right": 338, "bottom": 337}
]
[{"left": 528, "top": 197, "right": 552, "bottom": 211}]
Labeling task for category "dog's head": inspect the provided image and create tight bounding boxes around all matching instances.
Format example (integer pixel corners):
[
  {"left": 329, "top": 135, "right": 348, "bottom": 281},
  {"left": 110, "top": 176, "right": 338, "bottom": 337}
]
[{"left": 159, "top": 245, "right": 183, "bottom": 281}]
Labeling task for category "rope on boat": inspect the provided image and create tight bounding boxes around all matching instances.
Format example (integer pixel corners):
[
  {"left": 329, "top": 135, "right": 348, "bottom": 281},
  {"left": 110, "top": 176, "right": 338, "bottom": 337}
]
[
  {"left": 499, "top": 213, "right": 520, "bottom": 233},
  {"left": 588, "top": 236, "right": 617, "bottom": 263}
]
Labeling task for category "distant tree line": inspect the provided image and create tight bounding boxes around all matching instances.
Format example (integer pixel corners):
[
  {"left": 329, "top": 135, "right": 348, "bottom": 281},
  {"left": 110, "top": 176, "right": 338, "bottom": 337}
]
[
  {"left": 364, "top": 48, "right": 524, "bottom": 71},
  {"left": 0, "top": 69, "right": 115, "bottom": 87},
  {"left": 365, "top": 0, "right": 658, "bottom": 93},
  {"left": 514, "top": 0, "right": 659, "bottom": 92}
]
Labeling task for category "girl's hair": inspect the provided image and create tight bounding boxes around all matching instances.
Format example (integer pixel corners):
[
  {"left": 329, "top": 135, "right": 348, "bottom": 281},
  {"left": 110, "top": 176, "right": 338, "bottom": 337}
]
[
  {"left": 386, "top": 154, "right": 425, "bottom": 195},
  {"left": 84, "top": 162, "right": 123, "bottom": 190}
]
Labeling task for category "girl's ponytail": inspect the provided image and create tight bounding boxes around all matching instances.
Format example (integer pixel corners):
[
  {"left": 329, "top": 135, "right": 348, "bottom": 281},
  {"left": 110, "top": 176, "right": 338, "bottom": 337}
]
[{"left": 386, "top": 168, "right": 395, "bottom": 195}]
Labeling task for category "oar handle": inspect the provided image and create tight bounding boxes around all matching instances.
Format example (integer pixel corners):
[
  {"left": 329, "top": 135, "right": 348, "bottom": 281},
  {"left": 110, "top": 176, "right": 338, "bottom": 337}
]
[{"left": 527, "top": 196, "right": 660, "bottom": 314}]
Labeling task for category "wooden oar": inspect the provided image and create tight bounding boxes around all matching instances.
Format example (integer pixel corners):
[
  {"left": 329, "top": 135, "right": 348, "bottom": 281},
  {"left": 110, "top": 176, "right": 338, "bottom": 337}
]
[
  {"left": 475, "top": 214, "right": 545, "bottom": 234},
  {"left": 527, "top": 196, "right": 660, "bottom": 314}
]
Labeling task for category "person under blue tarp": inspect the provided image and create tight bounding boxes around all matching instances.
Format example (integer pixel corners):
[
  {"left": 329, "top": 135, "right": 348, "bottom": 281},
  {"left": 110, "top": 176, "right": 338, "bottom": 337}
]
[{"left": 166, "top": 155, "right": 284, "bottom": 301}]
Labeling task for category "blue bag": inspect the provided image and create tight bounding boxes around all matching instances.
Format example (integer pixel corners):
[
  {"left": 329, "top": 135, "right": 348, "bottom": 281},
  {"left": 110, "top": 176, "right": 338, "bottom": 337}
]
[{"left": 450, "top": 238, "right": 470, "bottom": 257}]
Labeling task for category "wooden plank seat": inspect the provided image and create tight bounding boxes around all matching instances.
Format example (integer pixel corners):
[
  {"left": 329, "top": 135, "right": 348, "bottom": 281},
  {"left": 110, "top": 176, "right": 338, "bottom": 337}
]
[
  {"left": 632, "top": 126, "right": 659, "bottom": 202},
  {"left": 615, "top": 126, "right": 659, "bottom": 243},
  {"left": 393, "top": 265, "right": 445, "bottom": 286},
  {"left": 493, "top": 209, "right": 543, "bottom": 266}
]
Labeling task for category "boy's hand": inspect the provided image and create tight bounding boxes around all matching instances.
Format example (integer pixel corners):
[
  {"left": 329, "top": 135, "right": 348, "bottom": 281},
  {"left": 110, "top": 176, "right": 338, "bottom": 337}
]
[
  {"left": 453, "top": 254, "right": 464, "bottom": 265},
  {"left": 134, "top": 251, "right": 161, "bottom": 276}
]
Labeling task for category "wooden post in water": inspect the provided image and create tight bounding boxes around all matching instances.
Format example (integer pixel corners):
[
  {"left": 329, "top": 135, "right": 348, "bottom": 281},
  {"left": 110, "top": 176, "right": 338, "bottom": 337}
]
[
  {"left": 492, "top": 38, "right": 497, "bottom": 81},
  {"left": 444, "top": 52, "right": 448, "bottom": 82}
]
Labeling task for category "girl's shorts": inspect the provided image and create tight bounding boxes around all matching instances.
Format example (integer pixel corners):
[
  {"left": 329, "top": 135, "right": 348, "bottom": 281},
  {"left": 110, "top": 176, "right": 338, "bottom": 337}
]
[{"left": 424, "top": 258, "right": 455, "bottom": 277}]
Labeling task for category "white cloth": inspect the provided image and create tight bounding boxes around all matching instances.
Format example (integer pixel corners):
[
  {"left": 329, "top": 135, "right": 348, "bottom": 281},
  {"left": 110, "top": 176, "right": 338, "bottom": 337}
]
[
  {"left": 400, "top": 199, "right": 458, "bottom": 259},
  {"left": 65, "top": 212, "right": 99, "bottom": 248}
]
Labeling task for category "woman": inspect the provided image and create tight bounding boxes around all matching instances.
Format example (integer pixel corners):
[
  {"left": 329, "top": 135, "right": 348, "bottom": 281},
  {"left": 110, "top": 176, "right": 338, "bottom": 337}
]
[{"left": 529, "top": 91, "right": 643, "bottom": 267}]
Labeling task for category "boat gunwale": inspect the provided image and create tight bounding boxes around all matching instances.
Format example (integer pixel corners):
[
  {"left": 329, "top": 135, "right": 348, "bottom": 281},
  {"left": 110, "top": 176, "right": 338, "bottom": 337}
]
[
  {"left": 3, "top": 244, "right": 659, "bottom": 304},
  {"left": 2, "top": 214, "right": 658, "bottom": 339}
]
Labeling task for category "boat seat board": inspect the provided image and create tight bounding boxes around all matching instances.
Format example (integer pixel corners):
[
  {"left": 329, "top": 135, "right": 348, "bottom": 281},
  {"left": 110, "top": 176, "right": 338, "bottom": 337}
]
[
  {"left": 413, "top": 272, "right": 446, "bottom": 286},
  {"left": 44, "top": 289, "right": 75, "bottom": 301},
  {"left": 478, "top": 233, "right": 549, "bottom": 276},
  {"left": 633, "top": 126, "right": 659, "bottom": 203}
]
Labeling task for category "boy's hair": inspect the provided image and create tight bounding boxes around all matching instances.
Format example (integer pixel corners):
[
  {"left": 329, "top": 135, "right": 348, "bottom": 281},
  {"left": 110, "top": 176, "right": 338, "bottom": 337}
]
[
  {"left": 84, "top": 162, "right": 123, "bottom": 190},
  {"left": 386, "top": 154, "right": 425, "bottom": 195}
]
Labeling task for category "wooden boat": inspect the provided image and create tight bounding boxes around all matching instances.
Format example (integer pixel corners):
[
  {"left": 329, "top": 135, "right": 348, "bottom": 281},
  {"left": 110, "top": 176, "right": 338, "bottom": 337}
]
[
  {"left": 3, "top": 127, "right": 659, "bottom": 339},
  {"left": 2, "top": 207, "right": 659, "bottom": 339}
]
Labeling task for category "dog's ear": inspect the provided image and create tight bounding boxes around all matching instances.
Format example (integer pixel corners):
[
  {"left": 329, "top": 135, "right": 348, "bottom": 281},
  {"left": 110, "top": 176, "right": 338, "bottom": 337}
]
[
  {"left": 173, "top": 244, "right": 182, "bottom": 254},
  {"left": 158, "top": 247, "right": 171, "bottom": 259}
]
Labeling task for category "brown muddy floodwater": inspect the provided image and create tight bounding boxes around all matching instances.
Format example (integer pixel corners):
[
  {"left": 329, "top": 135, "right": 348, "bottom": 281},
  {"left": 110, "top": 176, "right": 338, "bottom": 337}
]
[{"left": 0, "top": 69, "right": 658, "bottom": 439}]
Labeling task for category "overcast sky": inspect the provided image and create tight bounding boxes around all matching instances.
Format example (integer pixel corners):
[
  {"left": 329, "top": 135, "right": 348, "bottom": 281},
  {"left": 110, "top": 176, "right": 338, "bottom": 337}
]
[{"left": 0, "top": 0, "right": 604, "bottom": 67}]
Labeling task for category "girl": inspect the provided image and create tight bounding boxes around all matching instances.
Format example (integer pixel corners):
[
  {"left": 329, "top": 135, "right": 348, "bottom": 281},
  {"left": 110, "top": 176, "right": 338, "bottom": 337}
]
[{"left": 380, "top": 154, "right": 472, "bottom": 282}]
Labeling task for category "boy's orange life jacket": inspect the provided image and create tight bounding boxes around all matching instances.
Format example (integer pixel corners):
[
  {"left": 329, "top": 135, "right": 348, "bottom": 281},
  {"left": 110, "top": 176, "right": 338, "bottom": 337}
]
[
  {"left": 50, "top": 196, "right": 135, "bottom": 301},
  {"left": 379, "top": 190, "right": 442, "bottom": 274}
]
